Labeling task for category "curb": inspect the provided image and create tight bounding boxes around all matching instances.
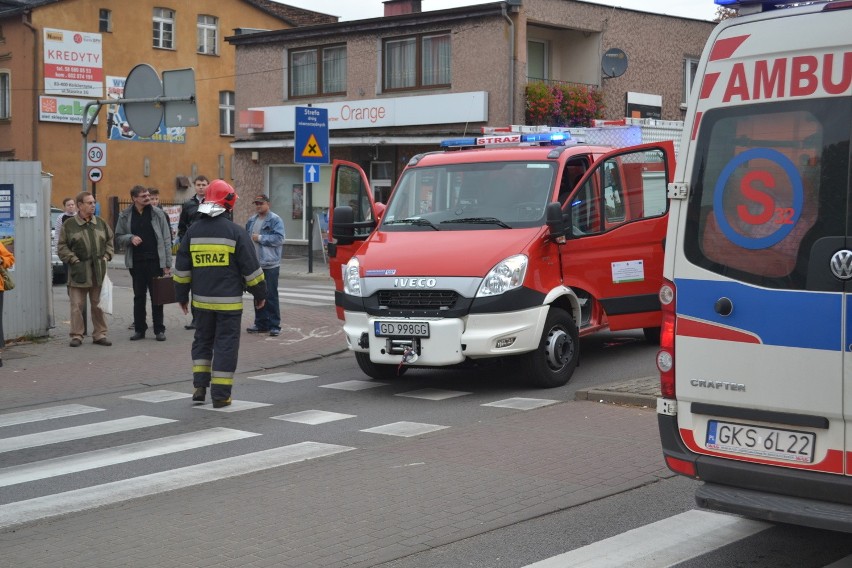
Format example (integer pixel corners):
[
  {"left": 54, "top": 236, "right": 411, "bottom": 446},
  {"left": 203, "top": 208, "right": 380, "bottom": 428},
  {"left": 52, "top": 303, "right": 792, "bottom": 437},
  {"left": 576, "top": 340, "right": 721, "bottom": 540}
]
[{"left": 574, "top": 375, "right": 660, "bottom": 407}]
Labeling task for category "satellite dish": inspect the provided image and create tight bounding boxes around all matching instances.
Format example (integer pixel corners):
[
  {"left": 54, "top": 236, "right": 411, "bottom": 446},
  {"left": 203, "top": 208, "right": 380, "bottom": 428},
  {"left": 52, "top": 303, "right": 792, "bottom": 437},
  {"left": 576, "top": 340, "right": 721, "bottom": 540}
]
[
  {"left": 602, "top": 48, "right": 628, "bottom": 78},
  {"left": 123, "top": 63, "right": 164, "bottom": 138}
]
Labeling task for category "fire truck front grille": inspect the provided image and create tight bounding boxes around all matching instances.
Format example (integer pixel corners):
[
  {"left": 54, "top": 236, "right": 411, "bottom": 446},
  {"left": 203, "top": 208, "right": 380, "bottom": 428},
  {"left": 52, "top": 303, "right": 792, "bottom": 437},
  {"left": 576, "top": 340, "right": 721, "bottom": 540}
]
[{"left": 377, "top": 290, "right": 459, "bottom": 310}]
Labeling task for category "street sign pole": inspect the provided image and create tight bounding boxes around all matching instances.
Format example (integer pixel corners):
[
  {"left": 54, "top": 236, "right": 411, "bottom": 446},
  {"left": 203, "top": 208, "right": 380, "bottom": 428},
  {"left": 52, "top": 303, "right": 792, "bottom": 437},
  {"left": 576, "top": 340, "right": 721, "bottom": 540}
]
[{"left": 294, "top": 105, "right": 329, "bottom": 273}]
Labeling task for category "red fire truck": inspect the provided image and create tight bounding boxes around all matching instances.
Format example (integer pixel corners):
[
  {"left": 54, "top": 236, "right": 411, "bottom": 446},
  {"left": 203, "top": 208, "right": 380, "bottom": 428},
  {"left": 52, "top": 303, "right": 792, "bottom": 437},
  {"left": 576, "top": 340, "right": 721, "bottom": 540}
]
[{"left": 328, "top": 126, "right": 674, "bottom": 387}]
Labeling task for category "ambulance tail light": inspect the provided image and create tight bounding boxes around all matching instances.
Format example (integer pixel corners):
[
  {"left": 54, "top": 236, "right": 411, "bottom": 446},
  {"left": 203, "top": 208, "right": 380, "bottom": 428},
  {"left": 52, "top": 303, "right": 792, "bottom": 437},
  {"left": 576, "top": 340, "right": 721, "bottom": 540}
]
[
  {"left": 657, "top": 280, "right": 676, "bottom": 398},
  {"left": 665, "top": 455, "right": 697, "bottom": 478}
]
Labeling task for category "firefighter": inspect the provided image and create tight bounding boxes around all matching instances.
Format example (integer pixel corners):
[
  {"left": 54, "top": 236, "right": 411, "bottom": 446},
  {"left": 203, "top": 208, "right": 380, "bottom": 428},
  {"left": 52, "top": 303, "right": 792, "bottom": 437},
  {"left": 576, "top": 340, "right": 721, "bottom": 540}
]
[{"left": 173, "top": 180, "right": 266, "bottom": 408}]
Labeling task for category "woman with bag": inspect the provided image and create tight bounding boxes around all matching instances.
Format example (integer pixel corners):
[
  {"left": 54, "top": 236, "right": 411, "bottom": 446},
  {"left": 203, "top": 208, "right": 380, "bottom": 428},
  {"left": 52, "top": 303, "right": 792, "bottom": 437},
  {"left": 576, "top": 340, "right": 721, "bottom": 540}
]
[{"left": 0, "top": 240, "right": 15, "bottom": 367}]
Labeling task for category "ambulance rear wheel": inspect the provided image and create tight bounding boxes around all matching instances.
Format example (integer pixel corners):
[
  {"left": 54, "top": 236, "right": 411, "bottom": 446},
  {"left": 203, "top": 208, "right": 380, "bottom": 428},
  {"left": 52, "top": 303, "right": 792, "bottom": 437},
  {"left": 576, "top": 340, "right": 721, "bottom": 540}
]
[
  {"left": 355, "top": 351, "right": 407, "bottom": 380},
  {"left": 519, "top": 307, "right": 579, "bottom": 388}
]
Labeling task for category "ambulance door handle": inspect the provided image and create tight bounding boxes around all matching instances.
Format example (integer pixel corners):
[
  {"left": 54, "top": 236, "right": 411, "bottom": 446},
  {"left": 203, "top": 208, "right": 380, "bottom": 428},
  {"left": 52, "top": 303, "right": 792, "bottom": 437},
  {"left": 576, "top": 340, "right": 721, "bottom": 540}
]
[{"left": 714, "top": 297, "right": 733, "bottom": 317}]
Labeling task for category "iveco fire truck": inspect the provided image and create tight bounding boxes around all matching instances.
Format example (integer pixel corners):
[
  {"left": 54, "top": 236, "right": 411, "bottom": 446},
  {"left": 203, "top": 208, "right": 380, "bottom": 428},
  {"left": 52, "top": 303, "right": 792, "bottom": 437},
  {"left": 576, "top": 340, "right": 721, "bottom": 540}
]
[{"left": 328, "top": 126, "right": 674, "bottom": 387}]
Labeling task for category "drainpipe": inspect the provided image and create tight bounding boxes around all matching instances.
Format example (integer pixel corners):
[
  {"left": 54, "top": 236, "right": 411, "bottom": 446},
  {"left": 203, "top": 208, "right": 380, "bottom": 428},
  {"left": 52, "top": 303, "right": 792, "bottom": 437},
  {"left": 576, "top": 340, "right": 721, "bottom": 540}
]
[
  {"left": 502, "top": 4, "right": 515, "bottom": 123},
  {"left": 22, "top": 13, "right": 38, "bottom": 161}
]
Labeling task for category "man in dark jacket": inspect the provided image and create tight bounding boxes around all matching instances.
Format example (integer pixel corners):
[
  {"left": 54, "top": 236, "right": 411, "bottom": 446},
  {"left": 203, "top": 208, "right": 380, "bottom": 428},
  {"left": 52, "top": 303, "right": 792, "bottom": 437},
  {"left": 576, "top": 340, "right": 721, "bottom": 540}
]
[
  {"left": 173, "top": 180, "right": 266, "bottom": 408},
  {"left": 115, "top": 185, "right": 173, "bottom": 341}
]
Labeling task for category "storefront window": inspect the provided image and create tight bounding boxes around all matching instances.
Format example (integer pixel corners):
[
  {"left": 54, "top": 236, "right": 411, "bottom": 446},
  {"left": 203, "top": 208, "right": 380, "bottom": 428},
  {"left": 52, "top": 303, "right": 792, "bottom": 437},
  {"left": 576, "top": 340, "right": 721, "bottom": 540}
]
[{"left": 268, "top": 165, "right": 330, "bottom": 242}]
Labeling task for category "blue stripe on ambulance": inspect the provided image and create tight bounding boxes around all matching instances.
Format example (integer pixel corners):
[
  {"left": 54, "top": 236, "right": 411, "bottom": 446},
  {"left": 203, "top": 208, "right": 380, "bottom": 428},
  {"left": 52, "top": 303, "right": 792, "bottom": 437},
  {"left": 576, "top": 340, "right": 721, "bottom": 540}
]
[{"left": 674, "top": 278, "right": 842, "bottom": 351}]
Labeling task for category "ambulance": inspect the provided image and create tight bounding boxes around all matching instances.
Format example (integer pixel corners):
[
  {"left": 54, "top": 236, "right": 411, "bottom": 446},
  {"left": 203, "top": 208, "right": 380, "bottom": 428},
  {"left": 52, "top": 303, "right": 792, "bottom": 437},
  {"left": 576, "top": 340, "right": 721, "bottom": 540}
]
[
  {"left": 327, "top": 126, "right": 674, "bottom": 387},
  {"left": 657, "top": 0, "right": 852, "bottom": 531}
]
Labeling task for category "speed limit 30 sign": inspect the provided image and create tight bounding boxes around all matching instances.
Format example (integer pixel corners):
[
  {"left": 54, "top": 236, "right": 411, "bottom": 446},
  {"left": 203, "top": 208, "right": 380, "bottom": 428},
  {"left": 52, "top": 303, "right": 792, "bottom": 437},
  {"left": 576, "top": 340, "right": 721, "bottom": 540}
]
[{"left": 86, "top": 143, "right": 107, "bottom": 167}]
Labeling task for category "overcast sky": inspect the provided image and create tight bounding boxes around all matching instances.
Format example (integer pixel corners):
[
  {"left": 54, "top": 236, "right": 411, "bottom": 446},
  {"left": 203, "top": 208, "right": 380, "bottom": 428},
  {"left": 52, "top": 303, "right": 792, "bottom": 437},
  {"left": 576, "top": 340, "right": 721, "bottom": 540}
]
[{"left": 276, "top": 0, "right": 718, "bottom": 21}]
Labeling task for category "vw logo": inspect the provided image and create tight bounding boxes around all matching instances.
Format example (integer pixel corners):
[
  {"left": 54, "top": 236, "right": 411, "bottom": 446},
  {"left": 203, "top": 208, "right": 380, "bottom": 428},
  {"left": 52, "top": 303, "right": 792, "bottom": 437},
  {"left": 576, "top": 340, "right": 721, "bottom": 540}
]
[{"left": 830, "top": 250, "right": 852, "bottom": 280}]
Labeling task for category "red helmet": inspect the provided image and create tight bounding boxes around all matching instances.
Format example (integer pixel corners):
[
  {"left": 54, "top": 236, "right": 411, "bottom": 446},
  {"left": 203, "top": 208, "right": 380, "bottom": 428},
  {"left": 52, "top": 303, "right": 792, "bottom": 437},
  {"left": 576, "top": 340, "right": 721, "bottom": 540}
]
[{"left": 199, "top": 179, "right": 237, "bottom": 216}]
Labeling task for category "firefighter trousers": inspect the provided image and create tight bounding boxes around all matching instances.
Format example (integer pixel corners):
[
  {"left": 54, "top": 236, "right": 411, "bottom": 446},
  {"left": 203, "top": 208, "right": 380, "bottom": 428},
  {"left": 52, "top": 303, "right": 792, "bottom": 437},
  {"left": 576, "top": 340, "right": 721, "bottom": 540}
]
[{"left": 191, "top": 310, "right": 241, "bottom": 402}]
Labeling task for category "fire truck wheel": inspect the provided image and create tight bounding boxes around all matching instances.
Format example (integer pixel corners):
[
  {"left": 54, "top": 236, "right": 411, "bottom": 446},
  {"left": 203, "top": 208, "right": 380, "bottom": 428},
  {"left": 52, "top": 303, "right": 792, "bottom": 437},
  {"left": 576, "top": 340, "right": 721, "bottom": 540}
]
[
  {"left": 643, "top": 326, "right": 661, "bottom": 344},
  {"left": 355, "top": 351, "right": 408, "bottom": 380},
  {"left": 519, "top": 307, "right": 579, "bottom": 388}
]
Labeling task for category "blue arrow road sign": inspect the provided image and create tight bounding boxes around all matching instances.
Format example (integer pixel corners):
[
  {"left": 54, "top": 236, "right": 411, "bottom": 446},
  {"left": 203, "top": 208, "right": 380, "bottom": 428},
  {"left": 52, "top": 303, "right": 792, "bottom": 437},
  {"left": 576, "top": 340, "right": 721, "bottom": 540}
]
[
  {"left": 294, "top": 106, "right": 329, "bottom": 165},
  {"left": 304, "top": 165, "right": 320, "bottom": 184}
]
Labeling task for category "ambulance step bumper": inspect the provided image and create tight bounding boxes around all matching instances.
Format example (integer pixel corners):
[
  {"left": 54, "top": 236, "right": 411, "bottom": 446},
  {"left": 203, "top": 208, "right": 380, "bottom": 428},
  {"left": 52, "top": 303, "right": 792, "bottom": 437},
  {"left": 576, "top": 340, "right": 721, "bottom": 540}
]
[{"left": 696, "top": 483, "right": 852, "bottom": 534}]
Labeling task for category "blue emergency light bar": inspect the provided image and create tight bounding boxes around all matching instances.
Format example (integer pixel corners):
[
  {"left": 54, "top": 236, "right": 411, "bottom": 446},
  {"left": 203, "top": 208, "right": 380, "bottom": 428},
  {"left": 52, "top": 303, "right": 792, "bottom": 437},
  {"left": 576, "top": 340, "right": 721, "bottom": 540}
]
[{"left": 440, "top": 131, "right": 572, "bottom": 148}]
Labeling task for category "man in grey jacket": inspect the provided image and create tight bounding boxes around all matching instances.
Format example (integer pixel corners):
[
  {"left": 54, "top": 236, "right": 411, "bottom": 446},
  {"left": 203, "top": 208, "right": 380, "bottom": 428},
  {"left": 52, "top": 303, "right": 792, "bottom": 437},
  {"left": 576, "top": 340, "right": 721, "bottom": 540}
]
[{"left": 115, "top": 185, "right": 173, "bottom": 341}]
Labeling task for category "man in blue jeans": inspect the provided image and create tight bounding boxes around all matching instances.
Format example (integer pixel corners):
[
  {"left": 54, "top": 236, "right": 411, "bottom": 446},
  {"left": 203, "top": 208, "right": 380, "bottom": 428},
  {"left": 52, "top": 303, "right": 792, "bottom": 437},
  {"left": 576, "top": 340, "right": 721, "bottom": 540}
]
[{"left": 245, "top": 194, "right": 285, "bottom": 336}]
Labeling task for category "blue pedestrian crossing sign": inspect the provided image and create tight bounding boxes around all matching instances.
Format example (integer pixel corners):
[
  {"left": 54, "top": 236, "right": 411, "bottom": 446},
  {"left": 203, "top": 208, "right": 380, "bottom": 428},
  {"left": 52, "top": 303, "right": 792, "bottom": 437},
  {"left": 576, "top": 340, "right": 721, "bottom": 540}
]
[{"left": 294, "top": 106, "right": 329, "bottom": 165}]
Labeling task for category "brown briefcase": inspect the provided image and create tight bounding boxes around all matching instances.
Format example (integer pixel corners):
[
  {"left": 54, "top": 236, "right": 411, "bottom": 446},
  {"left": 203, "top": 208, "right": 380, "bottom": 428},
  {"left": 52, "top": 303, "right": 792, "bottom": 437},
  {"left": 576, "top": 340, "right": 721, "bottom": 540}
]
[{"left": 151, "top": 276, "right": 177, "bottom": 305}]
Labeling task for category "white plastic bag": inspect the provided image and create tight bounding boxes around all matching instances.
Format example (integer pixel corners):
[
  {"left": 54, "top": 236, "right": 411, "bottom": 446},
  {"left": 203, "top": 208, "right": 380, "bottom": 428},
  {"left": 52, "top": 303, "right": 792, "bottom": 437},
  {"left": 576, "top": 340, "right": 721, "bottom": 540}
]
[{"left": 100, "top": 273, "right": 113, "bottom": 315}]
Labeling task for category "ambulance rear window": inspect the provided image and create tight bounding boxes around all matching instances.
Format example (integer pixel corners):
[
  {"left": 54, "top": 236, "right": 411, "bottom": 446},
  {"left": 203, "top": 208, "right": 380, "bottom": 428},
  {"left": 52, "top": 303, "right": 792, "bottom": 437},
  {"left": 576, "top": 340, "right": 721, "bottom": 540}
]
[{"left": 684, "top": 98, "right": 850, "bottom": 290}]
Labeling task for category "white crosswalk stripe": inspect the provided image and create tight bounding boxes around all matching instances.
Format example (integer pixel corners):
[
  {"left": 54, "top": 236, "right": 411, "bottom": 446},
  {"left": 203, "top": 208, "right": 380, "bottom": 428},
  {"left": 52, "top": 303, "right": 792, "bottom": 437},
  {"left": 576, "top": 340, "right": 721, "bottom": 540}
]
[
  {"left": 0, "top": 427, "right": 258, "bottom": 488},
  {"left": 522, "top": 509, "right": 770, "bottom": 568},
  {"left": 0, "top": 404, "right": 105, "bottom": 428},
  {"left": 0, "top": 416, "right": 175, "bottom": 453},
  {"left": 0, "top": 400, "right": 357, "bottom": 530},
  {"left": 278, "top": 284, "right": 335, "bottom": 307},
  {"left": 0, "top": 441, "right": 354, "bottom": 529}
]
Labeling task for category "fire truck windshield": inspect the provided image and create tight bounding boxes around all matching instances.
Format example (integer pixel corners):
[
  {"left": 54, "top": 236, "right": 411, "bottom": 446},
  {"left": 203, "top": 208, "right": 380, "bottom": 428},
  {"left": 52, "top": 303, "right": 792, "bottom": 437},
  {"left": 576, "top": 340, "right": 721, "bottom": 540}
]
[{"left": 381, "top": 161, "right": 557, "bottom": 230}]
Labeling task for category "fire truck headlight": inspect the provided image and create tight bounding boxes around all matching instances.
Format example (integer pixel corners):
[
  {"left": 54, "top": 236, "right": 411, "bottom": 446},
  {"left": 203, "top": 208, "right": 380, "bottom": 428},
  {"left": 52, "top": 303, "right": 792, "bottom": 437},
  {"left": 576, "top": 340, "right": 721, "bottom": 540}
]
[
  {"left": 343, "top": 257, "right": 362, "bottom": 297},
  {"left": 477, "top": 254, "right": 527, "bottom": 297}
]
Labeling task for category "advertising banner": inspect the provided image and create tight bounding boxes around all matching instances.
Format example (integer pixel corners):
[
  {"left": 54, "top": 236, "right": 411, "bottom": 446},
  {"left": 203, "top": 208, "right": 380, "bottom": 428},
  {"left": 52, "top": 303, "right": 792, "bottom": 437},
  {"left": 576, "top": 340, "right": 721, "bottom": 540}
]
[
  {"left": 43, "top": 28, "right": 103, "bottom": 97},
  {"left": 39, "top": 95, "right": 99, "bottom": 124},
  {"left": 105, "top": 76, "right": 185, "bottom": 143}
]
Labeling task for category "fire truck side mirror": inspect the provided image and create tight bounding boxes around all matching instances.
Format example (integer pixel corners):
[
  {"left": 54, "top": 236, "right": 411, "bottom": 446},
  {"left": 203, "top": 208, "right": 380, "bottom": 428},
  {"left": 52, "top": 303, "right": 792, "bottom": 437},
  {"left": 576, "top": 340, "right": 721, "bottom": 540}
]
[
  {"left": 546, "top": 202, "right": 568, "bottom": 242},
  {"left": 331, "top": 205, "right": 355, "bottom": 245}
]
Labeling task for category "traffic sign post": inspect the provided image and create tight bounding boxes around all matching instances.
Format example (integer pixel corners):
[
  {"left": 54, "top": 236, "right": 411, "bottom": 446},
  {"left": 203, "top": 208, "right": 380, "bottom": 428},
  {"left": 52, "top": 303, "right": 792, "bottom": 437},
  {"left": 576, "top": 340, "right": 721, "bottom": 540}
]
[
  {"left": 80, "top": 63, "right": 198, "bottom": 192},
  {"left": 87, "top": 143, "right": 106, "bottom": 167},
  {"left": 88, "top": 167, "right": 104, "bottom": 183},
  {"left": 295, "top": 106, "right": 329, "bottom": 274},
  {"left": 304, "top": 165, "right": 319, "bottom": 184},
  {"left": 294, "top": 107, "right": 329, "bottom": 165}
]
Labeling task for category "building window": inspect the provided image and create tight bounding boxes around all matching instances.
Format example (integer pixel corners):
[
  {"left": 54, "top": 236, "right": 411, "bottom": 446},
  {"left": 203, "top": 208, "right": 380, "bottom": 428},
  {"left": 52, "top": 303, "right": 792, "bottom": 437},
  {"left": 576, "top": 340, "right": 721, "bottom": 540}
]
[
  {"left": 197, "top": 15, "right": 217, "bottom": 55},
  {"left": 153, "top": 8, "right": 175, "bottom": 50},
  {"left": 527, "top": 40, "right": 547, "bottom": 81},
  {"left": 219, "top": 91, "right": 234, "bottom": 136},
  {"left": 289, "top": 44, "right": 346, "bottom": 98},
  {"left": 0, "top": 71, "right": 9, "bottom": 119},
  {"left": 683, "top": 57, "right": 699, "bottom": 106},
  {"left": 384, "top": 34, "right": 452, "bottom": 91},
  {"left": 384, "top": 33, "right": 450, "bottom": 91},
  {"left": 99, "top": 9, "right": 112, "bottom": 33}
]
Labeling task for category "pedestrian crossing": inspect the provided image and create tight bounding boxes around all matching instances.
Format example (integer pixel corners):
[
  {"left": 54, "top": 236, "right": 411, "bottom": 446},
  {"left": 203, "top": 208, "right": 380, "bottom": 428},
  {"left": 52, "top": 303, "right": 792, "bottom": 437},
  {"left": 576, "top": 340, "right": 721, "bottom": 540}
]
[
  {"left": 0, "top": 373, "right": 560, "bottom": 530},
  {"left": 6, "top": 379, "right": 849, "bottom": 567},
  {"left": 278, "top": 283, "right": 335, "bottom": 307}
]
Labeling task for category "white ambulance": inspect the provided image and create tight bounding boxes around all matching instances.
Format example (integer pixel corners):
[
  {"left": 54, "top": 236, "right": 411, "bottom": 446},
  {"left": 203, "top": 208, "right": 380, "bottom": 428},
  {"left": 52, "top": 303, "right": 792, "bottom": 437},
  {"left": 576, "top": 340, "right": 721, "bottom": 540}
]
[{"left": 657, "top": 0, "right": 852, "bottom": 531}]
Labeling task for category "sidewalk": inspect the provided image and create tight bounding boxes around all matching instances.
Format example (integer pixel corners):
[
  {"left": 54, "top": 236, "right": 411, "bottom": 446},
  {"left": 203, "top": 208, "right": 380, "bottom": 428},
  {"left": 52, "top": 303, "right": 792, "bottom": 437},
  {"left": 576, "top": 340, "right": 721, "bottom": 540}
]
[
  {"left": 0, "top": 254, "right": 345, "bottom": 411},
  {"left": 1, "top": 253, "right": 661, "bottom": 411}
]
